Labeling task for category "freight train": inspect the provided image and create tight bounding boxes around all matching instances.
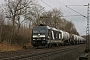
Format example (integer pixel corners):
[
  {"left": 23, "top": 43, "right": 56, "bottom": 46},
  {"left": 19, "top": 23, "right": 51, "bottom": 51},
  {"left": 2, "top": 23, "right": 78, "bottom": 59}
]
[{"left": 31, "top": 25, "right": 86, "bottom": 48}]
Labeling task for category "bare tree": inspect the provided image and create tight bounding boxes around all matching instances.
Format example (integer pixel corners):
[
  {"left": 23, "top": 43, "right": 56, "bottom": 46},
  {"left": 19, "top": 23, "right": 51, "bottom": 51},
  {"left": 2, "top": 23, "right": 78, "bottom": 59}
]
[
  {"left": 62, "top": 18, "right": 79, "bottom": 35},
  {"left": 39, "top": 8, "right": 62, "bottom": 28},
  {"left": 0, "top": 5, "right": 5, "bottom": 42},
  {"left": 27, "top": 4, "right": 45, "bottom": 26},
  {"left": 4, "top": 0, "right": 39, "bottom": 44},
  {"left": 0, "top": 13, "right": 4, "bottom": 43}
]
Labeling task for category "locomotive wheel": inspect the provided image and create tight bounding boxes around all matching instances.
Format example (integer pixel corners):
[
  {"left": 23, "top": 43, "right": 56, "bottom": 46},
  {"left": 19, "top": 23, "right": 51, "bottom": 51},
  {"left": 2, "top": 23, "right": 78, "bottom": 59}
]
[
  {"left": 56, "top": 43, "right": 59, "bottom": 47},
  {"left": 55, "top": 43, "right": 59, "bottom": 47},
  {"left": 46, "top": 44, "right": 52, "bottom": 48}
]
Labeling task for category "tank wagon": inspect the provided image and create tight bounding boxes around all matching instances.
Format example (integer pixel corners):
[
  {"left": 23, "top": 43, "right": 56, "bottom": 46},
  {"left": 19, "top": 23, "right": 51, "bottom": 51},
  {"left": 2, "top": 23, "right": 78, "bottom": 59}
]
[
  {"left": 59, "top": 30, "right": 70, "bottom": 45},
  {"left": 31, "top": 25, "right": 86, "bottom": 48}
]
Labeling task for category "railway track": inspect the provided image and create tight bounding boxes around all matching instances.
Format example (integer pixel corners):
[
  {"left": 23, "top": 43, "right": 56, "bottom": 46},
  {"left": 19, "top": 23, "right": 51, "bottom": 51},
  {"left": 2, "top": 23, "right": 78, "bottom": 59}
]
[{"left": 0, "top": 44, "right": 85, "bottom": 60}]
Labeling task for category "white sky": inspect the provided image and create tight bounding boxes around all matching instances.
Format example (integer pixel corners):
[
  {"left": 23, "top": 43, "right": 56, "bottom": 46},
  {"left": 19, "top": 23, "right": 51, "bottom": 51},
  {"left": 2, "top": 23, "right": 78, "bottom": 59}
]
[{"left": 0, "top": 0, "right": 90, "bottom": 36}]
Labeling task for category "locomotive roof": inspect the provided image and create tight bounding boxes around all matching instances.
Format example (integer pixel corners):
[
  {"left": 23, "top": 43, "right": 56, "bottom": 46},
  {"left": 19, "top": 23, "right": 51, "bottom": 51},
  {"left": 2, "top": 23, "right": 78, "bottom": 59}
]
[
  {"left": 33, "top": 26, "right": 51, "bottom": 29},
  {"left": 38, "top": 26, "right": 60, "bottom": 31},
  {"left": 46, "top": 26, "right": 51, "bottom": 29},
  {"left": 47, "top": 26, "right": 60, "bottom": 31}
]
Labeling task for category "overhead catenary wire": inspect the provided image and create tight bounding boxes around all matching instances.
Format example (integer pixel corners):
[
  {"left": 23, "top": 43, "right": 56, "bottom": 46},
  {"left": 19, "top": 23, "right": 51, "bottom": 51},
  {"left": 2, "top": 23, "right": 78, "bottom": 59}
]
[
  {"left": 41, "top": 0, "right": 64, "bottom": 17},
  {"left": 65, "top": 6, "right": 87, "bottom": 18},
  {"left": 67, "top": 5, "right": 88, "bottom": 6},
  {"left": 60, "top": 15, "right": 85, "bottom": 17},
  {"left": 56, "top": 0, "right": 87, "bottom": 18},
  {"left": 40, "top": 0, "right": 87, "bottom": 18},
  {"left": 55, "top": 0, "right": 78, "bottom": 24},
  {"left": 40, "top": 0, "right": 53, "bottom": 9}
]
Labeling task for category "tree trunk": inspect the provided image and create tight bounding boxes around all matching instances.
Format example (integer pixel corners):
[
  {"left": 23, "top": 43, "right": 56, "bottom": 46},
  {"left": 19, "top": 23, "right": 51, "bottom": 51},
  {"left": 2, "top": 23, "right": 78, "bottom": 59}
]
[{"left": 0, "top": 26, "right": 2, "bottom": 43}]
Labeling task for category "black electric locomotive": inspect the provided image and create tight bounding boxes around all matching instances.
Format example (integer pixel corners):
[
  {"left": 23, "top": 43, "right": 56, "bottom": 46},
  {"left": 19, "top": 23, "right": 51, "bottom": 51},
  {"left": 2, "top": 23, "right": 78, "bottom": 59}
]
[{"left": 31, "top": 25, "right": 62, "bottom": 48}]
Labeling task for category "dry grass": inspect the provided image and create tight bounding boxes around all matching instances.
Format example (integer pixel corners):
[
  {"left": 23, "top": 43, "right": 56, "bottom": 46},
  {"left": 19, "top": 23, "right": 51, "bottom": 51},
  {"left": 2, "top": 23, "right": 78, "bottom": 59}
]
[{"left": 0, "top": 42, "right": 23, "bottom": 52}]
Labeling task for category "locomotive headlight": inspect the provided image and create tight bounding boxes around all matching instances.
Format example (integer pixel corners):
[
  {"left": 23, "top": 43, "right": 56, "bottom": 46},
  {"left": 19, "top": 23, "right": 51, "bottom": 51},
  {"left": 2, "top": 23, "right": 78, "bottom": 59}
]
[
  {"left": 33, "top": 39, "right": 35, "bottom": 40},
  {"left": 38, "top": 34, "right": 40, "bottom": 36}
]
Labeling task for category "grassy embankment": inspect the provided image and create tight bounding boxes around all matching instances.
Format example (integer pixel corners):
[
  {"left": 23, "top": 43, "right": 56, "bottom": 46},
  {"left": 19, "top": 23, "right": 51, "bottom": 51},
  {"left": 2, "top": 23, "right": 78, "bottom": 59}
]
[{"left": 0, "top": 41, "right": 23, "bottom": 52}]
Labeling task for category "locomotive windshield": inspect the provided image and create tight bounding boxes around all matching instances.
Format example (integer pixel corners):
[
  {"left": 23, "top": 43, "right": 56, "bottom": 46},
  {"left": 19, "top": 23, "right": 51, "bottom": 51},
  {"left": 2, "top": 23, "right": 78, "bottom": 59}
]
[
  {"left": 33, "top": 27, "right": 47, "bottom": 33},
  {"left": 33, "top": 27, "right": 39, "bottom": 33}
]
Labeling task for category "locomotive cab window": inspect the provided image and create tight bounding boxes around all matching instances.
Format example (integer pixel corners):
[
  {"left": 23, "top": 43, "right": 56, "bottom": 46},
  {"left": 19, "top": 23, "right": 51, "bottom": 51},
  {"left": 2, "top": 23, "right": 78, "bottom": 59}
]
[
  {"left": 33, "top": 27, "right": 47, "bottom": 33},
  {"left": 39, "top": 27, "right": 46, "bottom": 33}
]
